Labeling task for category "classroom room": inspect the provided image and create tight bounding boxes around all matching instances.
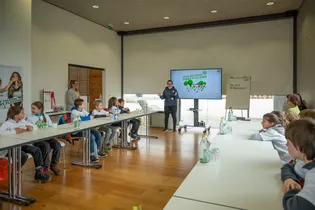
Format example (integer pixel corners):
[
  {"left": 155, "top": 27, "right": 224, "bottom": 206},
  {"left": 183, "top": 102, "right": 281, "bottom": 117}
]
[{"left": 0, "top": 0, "right": 315, "bottom": 209}]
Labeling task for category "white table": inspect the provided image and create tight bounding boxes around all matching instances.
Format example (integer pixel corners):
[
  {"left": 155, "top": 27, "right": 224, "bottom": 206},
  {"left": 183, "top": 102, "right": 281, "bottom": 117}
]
[
  {"left": 167, "top": 120, "right": 283, "bottom": 210},
  {"left": 164, "top": 197, "right": 242, "bottom": 210}
]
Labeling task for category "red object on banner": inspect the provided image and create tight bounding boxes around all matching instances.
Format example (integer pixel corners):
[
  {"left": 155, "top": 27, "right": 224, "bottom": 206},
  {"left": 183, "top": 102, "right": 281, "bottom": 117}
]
[
  {"left": 0, "top": 159, "right": 8, "bottom": 181},
  {"left": 50, "top": 92, "right": 56, "bottom": 109}
]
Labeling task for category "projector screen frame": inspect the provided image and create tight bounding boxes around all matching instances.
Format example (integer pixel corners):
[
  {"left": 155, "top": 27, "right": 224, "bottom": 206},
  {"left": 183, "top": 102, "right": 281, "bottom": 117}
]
[{"left": 170, "top": 68, "right": 223, "bottom": 100}]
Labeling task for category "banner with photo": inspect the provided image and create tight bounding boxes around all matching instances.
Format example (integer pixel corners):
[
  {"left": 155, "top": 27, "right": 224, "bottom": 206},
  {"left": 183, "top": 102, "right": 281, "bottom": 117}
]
[{"left": 0, "top": 65, "right": 23, "bottom": 122}]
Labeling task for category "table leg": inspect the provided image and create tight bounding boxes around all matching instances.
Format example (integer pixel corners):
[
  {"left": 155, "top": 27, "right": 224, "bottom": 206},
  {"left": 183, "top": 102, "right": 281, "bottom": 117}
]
[
  {"left": 72, "top": 130, "right": 102, "bottom": 169},
  {"left": 0, "top": 147, "right": 35, "bottom": 206},
  {"left": 119, "top": 120, "right": 137, "bottom": 150},
  {"left": 139, "top": 114, "right": 158, "bottom": 139}
]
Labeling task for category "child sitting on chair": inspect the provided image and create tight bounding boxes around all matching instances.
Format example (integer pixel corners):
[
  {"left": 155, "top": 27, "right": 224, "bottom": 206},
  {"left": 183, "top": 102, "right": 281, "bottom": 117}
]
[
  {"left": 71, "top": 99, "right": 106, "bottom": 163},
  {"left": 27, "top": 101, "right": 62, "bottom": 176},
  {"left": 0, "top": 105, "right": 51, "bottom": 182},
  {"left": 251, "top": 113, "right": 291, "bottom": 164},
  {"left": 282, "top": 119, "right": 315, "bottom": 210},
  {"left": 118, "top": 98, "right": 140, "bottom": 140},
  {"left": 92, "top": 100, "right": 116, "bottom": 153}
]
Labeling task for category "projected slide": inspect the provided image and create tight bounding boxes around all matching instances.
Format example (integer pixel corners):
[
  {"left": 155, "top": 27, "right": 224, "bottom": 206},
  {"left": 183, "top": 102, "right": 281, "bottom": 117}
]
[{"left": 170, "top": 69, "right": 222, "bottom": 99}]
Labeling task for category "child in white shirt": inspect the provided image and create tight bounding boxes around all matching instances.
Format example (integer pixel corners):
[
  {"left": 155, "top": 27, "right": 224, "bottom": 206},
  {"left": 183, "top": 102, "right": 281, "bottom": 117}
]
[
  {"left": 92, "top": 100, "right": 116, "bottom": 153},
  {"left": 0, "top": 105, "right": 51, "bottom": 182},
  {"left": 27, "top": 101, "right": 62, "bottom": 176},
  {"left": 251, "top": 113, "right": 291, "bottom": 164}
]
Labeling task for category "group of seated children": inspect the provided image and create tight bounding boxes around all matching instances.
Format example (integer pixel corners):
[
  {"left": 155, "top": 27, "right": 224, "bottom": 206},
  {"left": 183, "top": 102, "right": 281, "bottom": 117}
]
[
  {"left": 251, "top": 93, "right": 315, "bottom": 209},
  {"left": 107, "top": 97, "right": 141, "bottom": 140},
  {"left": 70, "top": 97, "right": 141, "bottom": 163},
  {"left": 0, "top": 102, "right": 62, "bottom": 183},
  {"left": 0, "top": 96, "right": 142, "bottom": 182}
]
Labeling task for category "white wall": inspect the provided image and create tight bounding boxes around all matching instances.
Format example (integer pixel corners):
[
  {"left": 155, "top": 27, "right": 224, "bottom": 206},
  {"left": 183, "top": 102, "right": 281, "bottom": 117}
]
[
  {"left": 297, "top": 0, "right": 315, "bottom": 107},
  {"left": 32, "top": 0, "right": 121, "bottom": 108},
  {"left": 124, "top": 19, "right": 293, "bottom": 95},
  {"left": 0, "top": 0, "right": 32, "bottom": 118}
]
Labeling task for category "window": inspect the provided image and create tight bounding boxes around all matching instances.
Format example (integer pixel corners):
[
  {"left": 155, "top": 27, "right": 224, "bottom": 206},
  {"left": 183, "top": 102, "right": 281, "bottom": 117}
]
[{"left": 124, "top": 94, "right": 286, "bottom": 126}]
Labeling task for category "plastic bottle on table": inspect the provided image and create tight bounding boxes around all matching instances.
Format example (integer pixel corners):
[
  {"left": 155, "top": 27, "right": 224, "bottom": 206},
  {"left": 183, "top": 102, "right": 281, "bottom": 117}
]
[
  {"left": 77, "top": 115, "right": 81, "bottom": 129},
  {"left": 114, "top": 109, "right": 119, "bottom": 120},
  {"left": 227, "top": 107, "right": 233, "bottom": 121},
  {"left": 199, "top": 133, "right": 211, "bottom": 163}
]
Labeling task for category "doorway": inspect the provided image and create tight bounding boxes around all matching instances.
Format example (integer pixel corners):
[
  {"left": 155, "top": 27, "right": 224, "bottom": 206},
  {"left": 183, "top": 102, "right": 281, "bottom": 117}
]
[{"left": 68, "top": 64, "right": 104, "bottom": 112}]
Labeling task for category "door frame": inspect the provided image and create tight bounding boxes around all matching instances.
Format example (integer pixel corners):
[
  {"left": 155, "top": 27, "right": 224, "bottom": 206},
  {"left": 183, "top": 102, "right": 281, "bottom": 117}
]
[{"left": 68, "top": 64, "right": 106, "bottom": 111}]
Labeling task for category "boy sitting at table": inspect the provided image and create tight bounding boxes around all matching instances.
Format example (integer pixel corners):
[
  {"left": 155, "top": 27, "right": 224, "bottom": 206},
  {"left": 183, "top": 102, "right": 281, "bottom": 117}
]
[
  {"left": 282, "top": 119, "right": 315, "bottom": 210},
  {"left": 92, "top": 100, "right": 116, "bottom": 152},
  {"left": 71, "top": 99, "right": 106, "bottom": 162},
  {"left": 117, "top": 98, "right": 140, "bottom": 140}
]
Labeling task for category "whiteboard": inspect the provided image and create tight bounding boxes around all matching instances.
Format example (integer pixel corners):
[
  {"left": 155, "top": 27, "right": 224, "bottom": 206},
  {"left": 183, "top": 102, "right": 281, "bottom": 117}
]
[{"left": 225, "top": 77, "right": 251, "bottom": 109}]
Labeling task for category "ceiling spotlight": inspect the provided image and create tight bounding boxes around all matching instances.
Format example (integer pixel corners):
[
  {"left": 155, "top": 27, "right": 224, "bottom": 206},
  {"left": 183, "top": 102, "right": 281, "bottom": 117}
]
[
  {"left": 164, "top": 16, "right": 170, "bottom": 20},
  {"left": 124, "top": 22, "right": 130, "bottom": 25},
  {"left": 266, "top": 2, "right": 274, "bottom": 6},
  {"left": 211, "top": 10, "right": 218, "bottom": 13},
  {"left": 92, "top": 5, "right": 99, "bottom": 8}
]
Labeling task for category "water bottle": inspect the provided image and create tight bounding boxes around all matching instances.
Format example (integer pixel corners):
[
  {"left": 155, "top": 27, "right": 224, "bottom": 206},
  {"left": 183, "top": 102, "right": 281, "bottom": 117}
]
[
  {"left": 199, "top": 133, "right": 211, "bottom": 163},
  {"left": 77, "top": 115, "right": 81, "bottom": 129},
  {"left": 228, "top": 107, "right": 233, "bottom": 121},
  {"left": 72, "top": 115, "right": 78, "bottom": 129},
  {"left": 114, "top": 109, "right": 119, "bottom": 120},
  {"left": 219, "top": 117, "right": 226, "bottom": 135}
]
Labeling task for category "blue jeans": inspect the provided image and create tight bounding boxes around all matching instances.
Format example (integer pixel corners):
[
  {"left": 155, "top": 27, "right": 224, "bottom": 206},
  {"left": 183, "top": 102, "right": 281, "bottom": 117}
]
[{"left": 90, "top": 130, "right": 101, "bottom": 154}]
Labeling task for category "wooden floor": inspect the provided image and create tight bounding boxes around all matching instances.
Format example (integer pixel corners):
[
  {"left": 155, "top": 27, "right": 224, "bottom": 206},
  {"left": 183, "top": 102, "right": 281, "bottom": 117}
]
[{"left": 0, "top": 128, "right": 208, "bottom": 210}]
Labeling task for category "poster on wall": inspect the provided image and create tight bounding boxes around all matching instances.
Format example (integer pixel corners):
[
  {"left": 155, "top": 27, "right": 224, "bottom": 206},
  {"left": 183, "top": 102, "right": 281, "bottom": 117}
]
[{"left": 0, "top": 65, "right": 23, "bottom": 122}]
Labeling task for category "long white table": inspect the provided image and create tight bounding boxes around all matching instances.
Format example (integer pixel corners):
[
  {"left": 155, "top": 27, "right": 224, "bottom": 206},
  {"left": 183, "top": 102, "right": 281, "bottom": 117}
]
[
  {"left": 0, "top": 110, "right": 158, "bottom": 206},
  {"left": 165, "top": 120, "right": 283, "bottom": 210}
]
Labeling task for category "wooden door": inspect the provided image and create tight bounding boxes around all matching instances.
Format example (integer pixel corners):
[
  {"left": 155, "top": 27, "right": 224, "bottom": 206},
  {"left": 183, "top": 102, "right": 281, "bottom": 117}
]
[{"left": 89, "top": 69, "right": 103, "bottom": 111}]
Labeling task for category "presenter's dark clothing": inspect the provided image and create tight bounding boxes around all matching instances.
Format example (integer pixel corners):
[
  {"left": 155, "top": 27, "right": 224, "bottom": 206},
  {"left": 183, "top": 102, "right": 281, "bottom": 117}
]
[{"left": 160, "top": 87, "right": 179, "bottom": 130}]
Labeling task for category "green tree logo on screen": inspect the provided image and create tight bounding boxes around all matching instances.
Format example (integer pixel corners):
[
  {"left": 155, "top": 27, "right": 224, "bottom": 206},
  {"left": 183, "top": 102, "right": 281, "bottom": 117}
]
[
  {"left": 183, "top": 80, "right": 207, "bottom": 92},
  {"left": 182, "top": 72, "right": 207, "bottom": 92}
]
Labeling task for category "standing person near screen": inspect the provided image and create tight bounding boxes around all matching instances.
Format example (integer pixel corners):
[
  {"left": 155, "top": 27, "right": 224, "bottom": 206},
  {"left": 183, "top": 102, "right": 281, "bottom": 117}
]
[
  {"left": 66, "top": 80, "right": 80, "bottom": 111},
  {"left": 158, "top": 80, "right": 179, "bottom": 132}
]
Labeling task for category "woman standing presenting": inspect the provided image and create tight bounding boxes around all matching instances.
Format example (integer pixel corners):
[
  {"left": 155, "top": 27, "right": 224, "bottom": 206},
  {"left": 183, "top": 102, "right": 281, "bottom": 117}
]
[
  {"left": 158, "top": 80, "right": 179, "bottom": 132},
  {"left": 66, "top": 80, "right": 80, "bottom": 111}
]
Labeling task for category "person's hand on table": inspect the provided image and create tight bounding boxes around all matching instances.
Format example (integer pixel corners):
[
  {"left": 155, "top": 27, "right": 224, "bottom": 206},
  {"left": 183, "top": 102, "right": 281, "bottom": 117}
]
[
  {"left": 259, "top": 129, "right": 265, "bottom": 133},
  {"left": 26, "top": 125, "right": 33, "bottom": 131},
  {"left": 106, "top": 114, "right": 110, "bottom": 117},
  {"left": 15, "top": 128, "right": 26, "bottom": 134},
  {"left": 158, "top": 93, "right": 161, "bottom": 97},
  {"left": 90, "top": 116, "right": 94, "bottom": 120},
  {"left": 282, "top": 179, "right": 301, "bottom": 192}
]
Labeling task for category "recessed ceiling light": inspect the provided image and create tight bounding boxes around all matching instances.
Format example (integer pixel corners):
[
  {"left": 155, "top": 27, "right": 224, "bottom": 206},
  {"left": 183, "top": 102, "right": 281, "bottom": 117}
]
[
  {"left": 266, "top": 2, "right": 274, "bottom": 6},
  {"left": 124, "top": 21, "right": 130, "bottom": 25},
  {"left": 211, "top": 10, "right": 218, "bottom": 13},
  {"left": 92, "top": 5, "right": 99, "bottom": 8},
  {"left": 164, "top": 16, "right": 170, "bottom": 20}
]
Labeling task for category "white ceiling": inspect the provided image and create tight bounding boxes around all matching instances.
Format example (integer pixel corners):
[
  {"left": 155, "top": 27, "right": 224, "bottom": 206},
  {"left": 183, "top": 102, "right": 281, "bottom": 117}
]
[{"left": 42, "top": 0, "right": 304, "bottom": 32}]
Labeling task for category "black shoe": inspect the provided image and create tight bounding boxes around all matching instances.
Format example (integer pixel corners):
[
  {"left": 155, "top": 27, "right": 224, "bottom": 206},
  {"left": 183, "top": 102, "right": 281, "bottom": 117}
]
[
  {"left": 98, "top": 152, "right": 107, "bottom": 158},
  {"left": 35, "top": 167, "right": 51, "bottom": 183},
  {"left": 90, "top": 155, "right": 99, "bottom": 163},
  {"left": 50, "top": 164, "right": 62, "bottom": 176},
  {"left": 163, "top": 128, "right": 168, "bottom": 132}
]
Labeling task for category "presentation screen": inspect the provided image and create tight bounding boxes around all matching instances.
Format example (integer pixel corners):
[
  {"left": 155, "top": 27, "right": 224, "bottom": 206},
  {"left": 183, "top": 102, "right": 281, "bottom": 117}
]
[{"left": 170, "top": 69, "right": 222, "bottom": 99}]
